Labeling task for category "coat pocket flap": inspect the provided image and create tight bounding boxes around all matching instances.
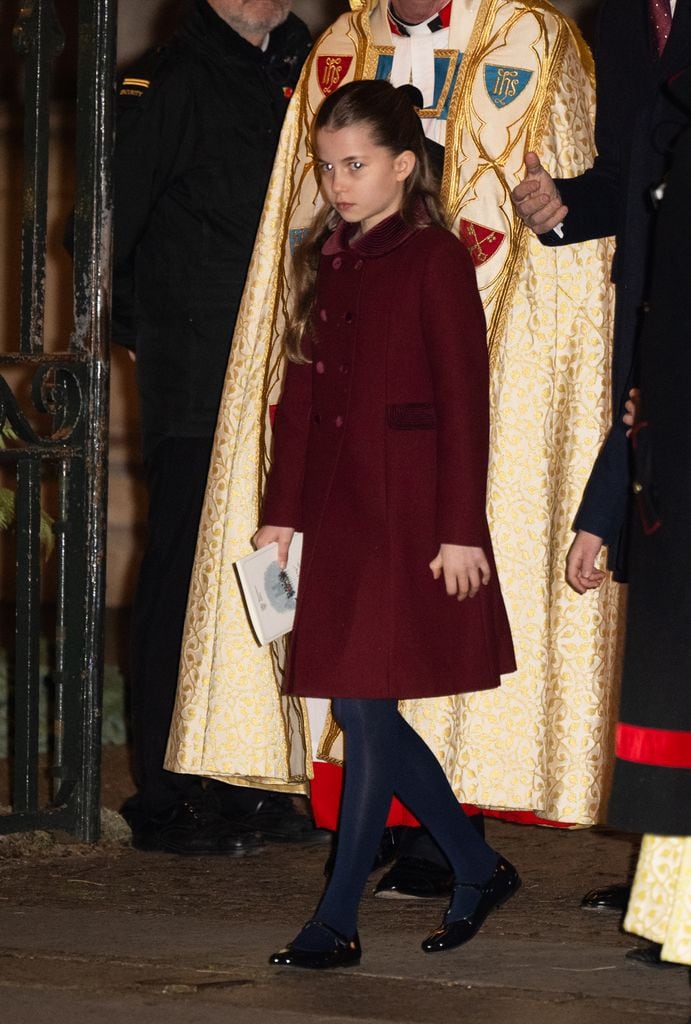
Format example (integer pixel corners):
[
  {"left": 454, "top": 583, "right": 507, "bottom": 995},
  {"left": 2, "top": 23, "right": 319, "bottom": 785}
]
[{"left": 386, "top": 403, "right": 437, "bottom": 430}]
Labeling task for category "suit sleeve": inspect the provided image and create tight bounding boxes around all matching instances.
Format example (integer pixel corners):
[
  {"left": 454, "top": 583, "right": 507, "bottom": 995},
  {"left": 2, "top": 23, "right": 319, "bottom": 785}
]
[
  {"left": 542, "top": 1, "right": 622, "bottom": 246},
  {"left": 112, "top": 59, "right": 194, "bottom": 350},
  {"left": 421, "top": 236, "right": 490, "bottom": 548},
  {"left": 261, "top": 356, "right": 313, "bottom": 530}
]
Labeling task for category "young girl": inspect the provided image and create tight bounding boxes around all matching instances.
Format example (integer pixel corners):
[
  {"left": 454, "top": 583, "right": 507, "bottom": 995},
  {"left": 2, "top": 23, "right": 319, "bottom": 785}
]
[{"left": 255, "top": 79, "right": 518, "bottom": 969}]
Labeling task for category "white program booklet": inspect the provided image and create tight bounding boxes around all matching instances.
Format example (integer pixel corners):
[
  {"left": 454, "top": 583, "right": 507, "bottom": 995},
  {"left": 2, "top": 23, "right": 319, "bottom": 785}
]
[{"left": 234, "top": 533, "right": 303, "bottom": 646}]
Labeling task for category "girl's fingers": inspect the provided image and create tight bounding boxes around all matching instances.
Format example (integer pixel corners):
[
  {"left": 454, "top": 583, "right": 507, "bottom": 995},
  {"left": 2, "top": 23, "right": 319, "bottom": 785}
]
[
  {"left": 463, "top": 566, "right": 481, "bottom": 599},
  {"left": 443, "top": 564, "right": 458, "bottom": 597},
  {"left": 277, "top": 541, "right": 290, "bottom": 569}
]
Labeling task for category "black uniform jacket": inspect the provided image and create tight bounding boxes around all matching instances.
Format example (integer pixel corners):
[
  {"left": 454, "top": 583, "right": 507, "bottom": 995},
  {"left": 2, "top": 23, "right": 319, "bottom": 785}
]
[
  {"left": 607, "top": 67, "right": 691, "bottom": 837},
  {"left": 112, "top": 0, "right": 311, "bottom": 457},
  {"left": 543, "top": 0, "right": 691, "bottom": 576}
]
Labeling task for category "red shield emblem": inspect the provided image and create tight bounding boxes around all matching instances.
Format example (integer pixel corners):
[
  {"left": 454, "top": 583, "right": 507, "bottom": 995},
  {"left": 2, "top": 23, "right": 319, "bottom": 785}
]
[
  {"left": 459, "top": 219, "right": 505, "bottom": 267},
  {"left": 317, "top": 55, "right": 354, "bottom": 96}
]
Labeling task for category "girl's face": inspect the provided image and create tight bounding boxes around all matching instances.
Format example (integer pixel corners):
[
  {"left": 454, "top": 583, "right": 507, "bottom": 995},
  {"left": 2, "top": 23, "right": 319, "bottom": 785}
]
[{"left": 315, "top": 123, "right": 415, "bottom": 235}]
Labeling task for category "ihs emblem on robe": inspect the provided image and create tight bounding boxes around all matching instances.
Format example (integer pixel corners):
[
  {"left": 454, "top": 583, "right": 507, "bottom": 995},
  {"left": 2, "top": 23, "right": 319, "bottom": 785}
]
[{"left": 317, "top": 56, "right": 354, "bottom": 96}]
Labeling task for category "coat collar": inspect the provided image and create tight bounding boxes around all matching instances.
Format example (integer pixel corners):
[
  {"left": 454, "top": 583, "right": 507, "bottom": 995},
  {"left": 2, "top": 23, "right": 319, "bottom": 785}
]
[{"left": 322, "top": 211, "right": 423, "bottom": 259}]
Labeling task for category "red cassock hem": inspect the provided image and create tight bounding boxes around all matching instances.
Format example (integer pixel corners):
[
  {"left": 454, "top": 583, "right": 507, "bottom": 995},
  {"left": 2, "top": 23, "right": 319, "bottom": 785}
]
[
  {"left": 310, "top": 761, "right": 572, "bottom": 830},
  {"left": 616, "top": 722, "right": 691, "bottom": 769}
]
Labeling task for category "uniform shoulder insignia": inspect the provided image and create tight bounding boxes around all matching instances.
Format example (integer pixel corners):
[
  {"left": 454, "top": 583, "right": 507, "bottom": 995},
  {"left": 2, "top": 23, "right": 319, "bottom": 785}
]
[
  {"left": 119, "top": 76, "right": 151, "bottom": 98},
  {"left": 117, "top": 46, "right": 171, "bottom": 104}
]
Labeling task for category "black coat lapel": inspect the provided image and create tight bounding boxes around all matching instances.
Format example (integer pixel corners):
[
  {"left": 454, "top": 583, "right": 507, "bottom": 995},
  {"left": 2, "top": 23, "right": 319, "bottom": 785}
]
[{"left": 661, "top": 0, "right": 691, "bottom": 75}]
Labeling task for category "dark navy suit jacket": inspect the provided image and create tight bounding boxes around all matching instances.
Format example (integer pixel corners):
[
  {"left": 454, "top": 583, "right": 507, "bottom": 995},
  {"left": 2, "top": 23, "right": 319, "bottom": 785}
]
[{"left": 543, "top": 0, "right": 691, "bottom": 577}]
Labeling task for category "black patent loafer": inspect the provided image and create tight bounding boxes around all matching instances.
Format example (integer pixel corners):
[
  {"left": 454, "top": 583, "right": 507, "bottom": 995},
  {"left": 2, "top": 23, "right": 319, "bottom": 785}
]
[
  {"left": 374, "top": 856, "right": 454, "bottom": 900},
  {"left": 421, "top": 855, "right": 521, "bottom": 953},
  {"left": 580, "top": 883, "right": 631, "bottom": 912},
  {"left": 625, "top": 943, "right": 682, "bottom": 969},
  {"left": 269, "top": 920, "right": 361, "bottom": 970}
]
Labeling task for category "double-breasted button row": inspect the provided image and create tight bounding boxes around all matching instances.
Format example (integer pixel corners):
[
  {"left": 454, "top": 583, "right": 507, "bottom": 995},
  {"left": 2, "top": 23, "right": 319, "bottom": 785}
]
[
  {"left": 331, "top": 256, "right": 364, "bottom": 271},
  {"left": 314, "top": 360, "right": 350, "bottom": 376}
]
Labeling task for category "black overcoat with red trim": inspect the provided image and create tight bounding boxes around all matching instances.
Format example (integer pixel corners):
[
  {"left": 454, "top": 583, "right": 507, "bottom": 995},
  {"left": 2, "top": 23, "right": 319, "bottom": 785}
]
[{"left": 607, "top": 68, "right": 691, "bottom": 837}]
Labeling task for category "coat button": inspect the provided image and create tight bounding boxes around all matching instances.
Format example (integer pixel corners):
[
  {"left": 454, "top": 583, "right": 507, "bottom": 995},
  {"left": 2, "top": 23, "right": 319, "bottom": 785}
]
[
  {"left": 319, "top": 308, "right": 328, "bottom": 322},
  {"left": 339, "top": 363, "right": 349, "bottom": 374},
  {"left": 344, "top": 311, "right": 354, "bottom": 324},
  {"left": 354, "top": 259, "right": 364, "bottom": 271},
  {"left": 335, "top": 415, "right": 344, "bottom": 428},
  {"left": 633, "top": 480, "right": 643, "bottom": 494},
  {"left": 315, "top": 360, "right": 326, "bottom": 374},
  {"left": 332, "top": 257, "right": 343, "bottom": 269}
]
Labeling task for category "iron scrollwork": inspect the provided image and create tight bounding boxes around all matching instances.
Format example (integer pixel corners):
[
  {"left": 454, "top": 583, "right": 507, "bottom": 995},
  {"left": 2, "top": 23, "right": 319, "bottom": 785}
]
[{"left": 0, "top": 363, "right": 84, "bottom": 450}]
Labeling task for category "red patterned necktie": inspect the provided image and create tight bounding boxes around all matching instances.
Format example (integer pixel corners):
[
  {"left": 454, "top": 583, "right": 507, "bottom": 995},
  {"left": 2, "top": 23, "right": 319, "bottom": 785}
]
[{"left": 649, "top": 0, "right": 673, "bottom": 57}]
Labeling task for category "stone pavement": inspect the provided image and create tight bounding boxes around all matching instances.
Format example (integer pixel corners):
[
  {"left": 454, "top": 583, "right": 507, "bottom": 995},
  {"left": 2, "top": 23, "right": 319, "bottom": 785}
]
[{"left": 0, "top": 815, "right": 689, "bottom": 1024}]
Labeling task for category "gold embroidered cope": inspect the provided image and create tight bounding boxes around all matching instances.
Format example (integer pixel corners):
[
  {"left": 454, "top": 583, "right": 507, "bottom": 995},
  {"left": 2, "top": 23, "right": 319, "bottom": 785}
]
[{"left": 165, "top": 0, "right": 621, "bottom": 825}]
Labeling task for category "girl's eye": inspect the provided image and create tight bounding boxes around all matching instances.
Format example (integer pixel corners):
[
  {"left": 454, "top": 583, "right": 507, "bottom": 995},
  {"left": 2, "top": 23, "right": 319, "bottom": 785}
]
[
  {"left": 351, "top": 161, "right": 364, "bottom": 170},
  {"left": 319, "top": 162, "right": 334, "bottom": 172}
]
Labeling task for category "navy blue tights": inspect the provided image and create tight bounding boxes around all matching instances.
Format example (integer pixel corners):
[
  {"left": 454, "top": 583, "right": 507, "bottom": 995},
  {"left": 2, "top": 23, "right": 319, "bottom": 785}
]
[{"left": 295, "top": 698, "right": 498, "bottom": 950}]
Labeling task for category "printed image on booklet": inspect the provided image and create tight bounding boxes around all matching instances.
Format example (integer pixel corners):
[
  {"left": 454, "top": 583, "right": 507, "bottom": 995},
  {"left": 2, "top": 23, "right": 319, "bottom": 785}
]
[{"left": 234, "top": 533, "right": 303, "bottom": 646}]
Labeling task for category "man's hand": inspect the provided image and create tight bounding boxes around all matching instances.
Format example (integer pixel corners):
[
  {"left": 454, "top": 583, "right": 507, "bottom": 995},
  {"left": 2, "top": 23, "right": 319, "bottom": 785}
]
[
  {"left": 511, "top": 151, "right": 568, "bottom": 235},
  {"left": 566, "top": 530, "right": 606, "bottom": 594},
  {"left": 430, "top": 544, "right": 491, "bottom": 600},
  {"left": 253, "top": 525, "right": 295, "bottom": 569}
]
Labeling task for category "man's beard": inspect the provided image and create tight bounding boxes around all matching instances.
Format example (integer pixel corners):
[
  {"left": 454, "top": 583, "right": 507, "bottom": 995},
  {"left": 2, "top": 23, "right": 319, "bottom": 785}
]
[{"left": 230, "top": 0, "right": 292, "bottom": 36}]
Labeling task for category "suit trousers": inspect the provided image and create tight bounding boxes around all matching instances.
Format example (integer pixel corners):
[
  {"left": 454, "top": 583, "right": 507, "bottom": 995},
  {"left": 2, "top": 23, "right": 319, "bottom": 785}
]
[{"left": 127, "top": 436, "right": 214, "bottom": 820}]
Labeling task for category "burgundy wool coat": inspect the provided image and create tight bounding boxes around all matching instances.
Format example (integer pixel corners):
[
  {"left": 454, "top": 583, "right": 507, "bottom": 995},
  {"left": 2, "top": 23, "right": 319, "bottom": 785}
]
[{"left": 262, "top": 213, "right": 516, "bottom": 700}]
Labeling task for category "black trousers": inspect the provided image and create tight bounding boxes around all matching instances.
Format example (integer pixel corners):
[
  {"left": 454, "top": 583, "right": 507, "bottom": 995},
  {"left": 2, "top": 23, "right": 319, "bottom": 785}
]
[
  {"left": 124, "top": 436, "right": 302, "bottom": 823},
  {"left": 126, "top": 436, "right": 213, "bottom": 820}
]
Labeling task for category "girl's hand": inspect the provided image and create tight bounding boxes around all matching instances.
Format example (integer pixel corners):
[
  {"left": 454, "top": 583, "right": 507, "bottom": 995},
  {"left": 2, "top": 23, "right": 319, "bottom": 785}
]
[
  {"left": 565, "top": 530, "right": 606, "bottom": 594},
  {"left": 623, "top": 387, "right": 640, "bottom": 437},
  {"left": 253, "top": 525, "right": 295, "bottom": 570},
  {"left": 429, "top": 544, "right": 491, "bottom": 600}
]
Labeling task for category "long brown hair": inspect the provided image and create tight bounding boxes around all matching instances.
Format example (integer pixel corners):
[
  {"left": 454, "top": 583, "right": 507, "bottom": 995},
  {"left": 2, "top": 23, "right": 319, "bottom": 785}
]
[{"left": 284, "top": 79, "right": 447, "bottom": 363}]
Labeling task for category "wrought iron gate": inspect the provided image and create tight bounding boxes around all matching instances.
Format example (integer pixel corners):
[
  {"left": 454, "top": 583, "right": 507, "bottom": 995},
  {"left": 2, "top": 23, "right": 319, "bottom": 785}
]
[{"left": 0, "top": 0, "right": 116, "bottom": 841}]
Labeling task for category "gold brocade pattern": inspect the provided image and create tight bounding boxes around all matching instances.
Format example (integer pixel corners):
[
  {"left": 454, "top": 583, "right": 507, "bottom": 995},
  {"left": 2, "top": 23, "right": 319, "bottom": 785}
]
[
  {"left": 165, "top": 0, "right": 621, "bottom": 821},
  {"left": 624, "top": 835, "right": 691, "bottom": 966}
]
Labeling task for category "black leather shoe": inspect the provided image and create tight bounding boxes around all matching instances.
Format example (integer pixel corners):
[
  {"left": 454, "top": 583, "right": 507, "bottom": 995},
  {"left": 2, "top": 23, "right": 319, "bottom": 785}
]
[
  {"left": 223, "top": 793, "right": 332, "bottom": 845},
  {"left": 325, "top": 826, "right": 405, "bottom": 878},
  {"left": 374, "top": 856, "right": 454, "bottom": 900},
  {"left": 269, "top": 921, "right": 361, "bottom": 970},
  {"left": 421, "top": 856, "right": 521, "bottom": 953},
  {"left": 625, "top": 943, "right": 681, "bottom": 969},
  {"left": 580, "top": 883, "right": 631, "bottom": 912},
  {"left": 125, "top": 798, "right": 265, "bottom": 856}
]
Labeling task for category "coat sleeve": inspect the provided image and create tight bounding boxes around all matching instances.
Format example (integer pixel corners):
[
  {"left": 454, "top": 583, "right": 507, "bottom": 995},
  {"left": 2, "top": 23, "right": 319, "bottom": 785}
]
[
  {"left": 260, "top": 356, "right": 313, "bottom": 530},
  {"left": 420, "top": 235, "right": 490, "bottom": 548},
  {"left": 112, "top": 53, "right": 195, "bottom": 350}
]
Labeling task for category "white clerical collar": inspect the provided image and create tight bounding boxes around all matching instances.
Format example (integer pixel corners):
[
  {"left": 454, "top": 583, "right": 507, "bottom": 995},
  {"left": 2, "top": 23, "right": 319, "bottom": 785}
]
[{"left": 388, "top": 2, "right": 452, "bottom": 37}]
